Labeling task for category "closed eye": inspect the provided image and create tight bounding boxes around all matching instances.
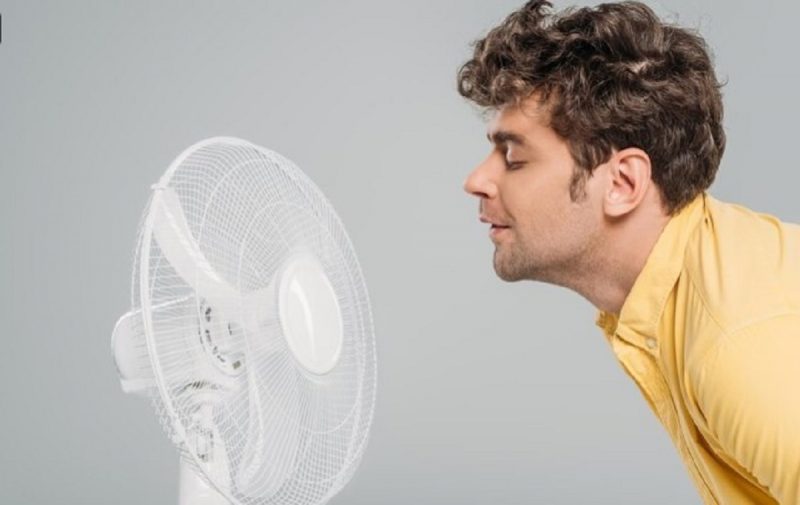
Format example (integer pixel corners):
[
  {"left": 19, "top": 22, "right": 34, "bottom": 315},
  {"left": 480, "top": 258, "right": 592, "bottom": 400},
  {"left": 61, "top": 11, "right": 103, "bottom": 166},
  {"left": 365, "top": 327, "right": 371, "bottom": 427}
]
[{"left": 505, "top": 160, "right": 526, "bottom": 170}]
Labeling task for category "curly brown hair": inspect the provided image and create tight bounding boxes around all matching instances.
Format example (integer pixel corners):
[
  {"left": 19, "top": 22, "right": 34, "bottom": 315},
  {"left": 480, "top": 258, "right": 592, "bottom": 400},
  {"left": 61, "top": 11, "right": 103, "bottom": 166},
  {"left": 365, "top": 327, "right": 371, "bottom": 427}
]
[{"left": 457, "top": 0, "right": 726, "bottom": 215}]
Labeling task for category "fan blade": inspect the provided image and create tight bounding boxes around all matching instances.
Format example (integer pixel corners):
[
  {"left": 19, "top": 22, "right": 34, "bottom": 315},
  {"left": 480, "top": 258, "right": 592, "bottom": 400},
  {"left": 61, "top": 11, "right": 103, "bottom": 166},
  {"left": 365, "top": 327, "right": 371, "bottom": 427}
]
[
  {"left": 234, "top": 361, "right": 300, "bottom": 497},
  {"left": 112, "top": 308, "right": 154, "bottom": 394},
  {"left": 151, "top": 188, "right": 274, "bottom": 331}
]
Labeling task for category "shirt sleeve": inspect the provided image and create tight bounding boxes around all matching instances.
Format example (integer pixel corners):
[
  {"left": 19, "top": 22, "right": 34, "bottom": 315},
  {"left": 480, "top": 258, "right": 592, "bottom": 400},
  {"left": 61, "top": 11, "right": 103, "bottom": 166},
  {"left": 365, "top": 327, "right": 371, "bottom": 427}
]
[{"left": 694, "top": 313, "right": 800, "bottom": 504}]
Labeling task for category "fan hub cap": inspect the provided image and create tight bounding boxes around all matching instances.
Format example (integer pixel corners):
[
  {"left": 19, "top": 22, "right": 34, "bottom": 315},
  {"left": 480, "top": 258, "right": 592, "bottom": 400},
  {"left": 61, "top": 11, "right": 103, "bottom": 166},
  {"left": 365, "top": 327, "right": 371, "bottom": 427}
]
[{"left": 278, "top": 252, "right": 343, "bottom": 375}]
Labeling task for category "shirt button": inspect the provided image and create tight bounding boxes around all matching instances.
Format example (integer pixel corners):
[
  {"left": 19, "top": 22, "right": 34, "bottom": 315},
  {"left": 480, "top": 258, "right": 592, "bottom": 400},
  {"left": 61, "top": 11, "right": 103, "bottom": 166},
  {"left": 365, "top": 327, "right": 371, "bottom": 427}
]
[{"left": 645, "top": 338, "right": 657, "bottom": 350}]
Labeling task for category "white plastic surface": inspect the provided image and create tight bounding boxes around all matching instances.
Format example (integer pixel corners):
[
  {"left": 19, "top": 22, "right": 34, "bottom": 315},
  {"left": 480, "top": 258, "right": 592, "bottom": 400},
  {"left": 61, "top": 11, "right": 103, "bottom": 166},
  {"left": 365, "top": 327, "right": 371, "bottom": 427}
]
[
  {"left": 111, "top": 309, "right": 152, "bottom": 394},
  {"left": 279, "top": 252, "right": 343, "bottom": 375},
  {"left": 179, "top": 458, "right": 229, "bottom": 505}
]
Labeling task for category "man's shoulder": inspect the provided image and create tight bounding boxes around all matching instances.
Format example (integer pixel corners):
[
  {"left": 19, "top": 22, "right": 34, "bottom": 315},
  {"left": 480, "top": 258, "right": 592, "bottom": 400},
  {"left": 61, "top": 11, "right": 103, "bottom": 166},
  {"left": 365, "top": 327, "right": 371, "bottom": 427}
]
[{"left": 681, "top": 195, "right": 800, "bottom": 331}]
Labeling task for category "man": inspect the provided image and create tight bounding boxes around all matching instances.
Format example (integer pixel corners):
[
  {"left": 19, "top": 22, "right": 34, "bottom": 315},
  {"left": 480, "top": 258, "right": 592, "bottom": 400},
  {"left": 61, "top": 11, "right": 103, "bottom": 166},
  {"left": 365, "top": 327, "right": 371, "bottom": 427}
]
[{"left": 459, "top": 1, "right": 800, "bottom": 504}]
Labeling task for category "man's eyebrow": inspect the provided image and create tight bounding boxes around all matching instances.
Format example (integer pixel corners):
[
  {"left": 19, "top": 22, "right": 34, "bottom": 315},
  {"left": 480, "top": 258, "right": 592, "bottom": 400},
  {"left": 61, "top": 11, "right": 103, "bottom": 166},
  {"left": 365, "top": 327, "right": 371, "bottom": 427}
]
[{"left": 486, "top": 130, "right": 528, "bottom": 147}]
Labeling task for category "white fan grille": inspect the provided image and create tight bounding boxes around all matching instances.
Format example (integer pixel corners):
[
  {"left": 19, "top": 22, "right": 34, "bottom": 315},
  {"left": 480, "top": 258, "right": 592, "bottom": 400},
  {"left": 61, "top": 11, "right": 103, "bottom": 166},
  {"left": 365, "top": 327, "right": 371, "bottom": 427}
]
[{"left": 130, "top": 138, "right": 377, "bottom": 504}]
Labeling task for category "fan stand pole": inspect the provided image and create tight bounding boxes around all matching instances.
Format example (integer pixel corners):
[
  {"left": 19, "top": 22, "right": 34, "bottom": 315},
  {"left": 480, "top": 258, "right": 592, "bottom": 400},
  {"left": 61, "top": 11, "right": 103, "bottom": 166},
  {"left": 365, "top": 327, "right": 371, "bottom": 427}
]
[{"left": 178, "top": 458, "right": 229, "bottom": 505}]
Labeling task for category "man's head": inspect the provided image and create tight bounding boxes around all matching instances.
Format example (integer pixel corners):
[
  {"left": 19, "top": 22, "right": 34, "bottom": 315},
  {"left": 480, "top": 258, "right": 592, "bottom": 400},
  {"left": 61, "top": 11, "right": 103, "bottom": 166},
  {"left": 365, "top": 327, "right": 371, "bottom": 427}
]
[{"left": 460, "top": 0, "right": 725, "bottom": 284}]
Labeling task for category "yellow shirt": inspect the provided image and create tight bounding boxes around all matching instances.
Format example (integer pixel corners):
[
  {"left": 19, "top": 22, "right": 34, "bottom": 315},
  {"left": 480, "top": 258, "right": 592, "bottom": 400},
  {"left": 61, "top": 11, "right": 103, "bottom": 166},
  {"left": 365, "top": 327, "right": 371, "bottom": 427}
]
[{"left": 595, "top": 192, "right": 800, "bottom": 504}]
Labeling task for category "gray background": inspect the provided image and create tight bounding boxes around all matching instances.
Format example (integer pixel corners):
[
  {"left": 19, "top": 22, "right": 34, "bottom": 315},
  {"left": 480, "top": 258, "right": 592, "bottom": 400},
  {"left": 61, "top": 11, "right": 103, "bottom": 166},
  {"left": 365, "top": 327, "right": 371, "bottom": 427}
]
[{"left": 1, "top": 1, "right": 797, "bottom": 503}]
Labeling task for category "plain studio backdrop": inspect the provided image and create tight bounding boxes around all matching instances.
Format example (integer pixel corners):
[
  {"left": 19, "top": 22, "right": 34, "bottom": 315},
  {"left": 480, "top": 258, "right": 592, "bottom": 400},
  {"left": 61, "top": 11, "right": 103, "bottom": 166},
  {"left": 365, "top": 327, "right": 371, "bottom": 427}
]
[{"left": 1, "top": 1, "right": 797, "bottom": 503}]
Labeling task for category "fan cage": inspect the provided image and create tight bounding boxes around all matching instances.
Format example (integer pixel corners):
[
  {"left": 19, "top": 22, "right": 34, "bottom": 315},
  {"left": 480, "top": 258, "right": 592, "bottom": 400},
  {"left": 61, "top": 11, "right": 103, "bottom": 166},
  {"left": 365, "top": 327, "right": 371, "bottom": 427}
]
[{"left": 127, "top": 138, "right": 377, "bottom": 505}]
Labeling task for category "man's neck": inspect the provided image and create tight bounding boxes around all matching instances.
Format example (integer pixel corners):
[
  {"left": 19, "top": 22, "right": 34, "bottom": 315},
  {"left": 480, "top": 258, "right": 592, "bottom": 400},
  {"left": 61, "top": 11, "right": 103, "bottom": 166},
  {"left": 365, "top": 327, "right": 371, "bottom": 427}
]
[{"left": 569, "top": 208, "right": 671, "bottom": 316}]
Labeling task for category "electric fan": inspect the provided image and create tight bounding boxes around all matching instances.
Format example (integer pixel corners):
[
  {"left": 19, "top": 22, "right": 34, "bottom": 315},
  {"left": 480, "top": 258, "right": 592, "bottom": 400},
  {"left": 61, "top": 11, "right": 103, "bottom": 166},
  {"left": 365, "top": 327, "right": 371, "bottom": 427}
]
[{"left": 111, "top": 137, "right": 377, "bottom": 504}]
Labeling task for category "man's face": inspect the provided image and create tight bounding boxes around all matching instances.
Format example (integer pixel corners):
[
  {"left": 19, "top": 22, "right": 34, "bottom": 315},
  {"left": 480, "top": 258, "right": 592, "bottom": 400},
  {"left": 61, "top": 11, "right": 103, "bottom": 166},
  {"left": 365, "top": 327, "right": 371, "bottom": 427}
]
[{"left": 464, "top": 98, "right": 603, "bottom": 283}]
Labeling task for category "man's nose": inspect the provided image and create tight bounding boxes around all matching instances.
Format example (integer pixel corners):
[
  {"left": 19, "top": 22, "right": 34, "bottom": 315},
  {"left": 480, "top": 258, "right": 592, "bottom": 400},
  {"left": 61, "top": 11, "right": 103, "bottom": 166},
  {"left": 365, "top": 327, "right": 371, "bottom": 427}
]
[{"left": 463, "top": 159, "right": 497, "bottom": 199}]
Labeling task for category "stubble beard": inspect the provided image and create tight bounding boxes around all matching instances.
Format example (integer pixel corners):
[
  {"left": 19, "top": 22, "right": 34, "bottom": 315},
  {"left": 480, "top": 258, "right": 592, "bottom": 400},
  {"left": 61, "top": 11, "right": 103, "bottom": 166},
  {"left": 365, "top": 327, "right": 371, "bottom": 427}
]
[
  {"left": 493, "top": 231, "right": 589, "bottom": 286},
  {"left": 493, "top": 237, "right": 539, "bottom": 282},
  {"left": 492, "top": 175, "right": 598, "bottom": 284}
]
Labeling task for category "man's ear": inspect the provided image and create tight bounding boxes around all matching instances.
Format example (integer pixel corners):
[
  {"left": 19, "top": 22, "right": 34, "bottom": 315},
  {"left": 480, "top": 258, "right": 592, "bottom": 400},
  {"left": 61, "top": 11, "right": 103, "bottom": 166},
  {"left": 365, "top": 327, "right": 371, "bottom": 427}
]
[{"left": 602, "top": 147, "right": 652, "bottom": 218}]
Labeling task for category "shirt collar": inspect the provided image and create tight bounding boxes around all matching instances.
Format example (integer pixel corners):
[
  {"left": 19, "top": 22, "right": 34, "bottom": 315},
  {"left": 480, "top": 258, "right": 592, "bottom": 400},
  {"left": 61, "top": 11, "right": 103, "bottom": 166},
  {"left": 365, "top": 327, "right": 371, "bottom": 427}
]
[{"left": 595, "top": 192, "right": 708, "bottom": 348}]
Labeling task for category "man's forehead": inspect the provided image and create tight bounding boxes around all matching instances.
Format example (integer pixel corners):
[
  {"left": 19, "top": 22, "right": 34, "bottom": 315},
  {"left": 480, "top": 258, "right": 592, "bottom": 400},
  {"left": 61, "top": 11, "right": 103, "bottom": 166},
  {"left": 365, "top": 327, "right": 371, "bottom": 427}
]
[
  {"left": 486, "top": 98, "right": 548, "bottom": 146},
  {"left": 486, "top": 111, "right": 535, "bottom": 146}
]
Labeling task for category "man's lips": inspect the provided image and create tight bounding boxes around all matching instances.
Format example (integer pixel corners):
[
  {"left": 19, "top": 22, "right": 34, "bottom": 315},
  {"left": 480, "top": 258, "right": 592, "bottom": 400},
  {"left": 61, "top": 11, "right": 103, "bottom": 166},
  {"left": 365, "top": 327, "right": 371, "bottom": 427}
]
[
  {"left": 489, "top": 224, "right": 510, "bottom": 239},
  {"left": 479, "top": 215, "right": 510, "bottom": 228},
  {"left": 480, "top": 214, "right": 510, "bottom": 240}
]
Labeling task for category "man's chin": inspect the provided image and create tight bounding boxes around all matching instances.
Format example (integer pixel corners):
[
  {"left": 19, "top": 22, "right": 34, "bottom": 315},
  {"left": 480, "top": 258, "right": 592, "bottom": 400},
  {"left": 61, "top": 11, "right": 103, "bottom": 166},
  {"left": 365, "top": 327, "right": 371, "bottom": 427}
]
[
  {"left": 495, "top": 269, "right": 524, "bottom": 282},
  {"left": 493, "top": 256, "right": 527, "bottom": 282}
]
